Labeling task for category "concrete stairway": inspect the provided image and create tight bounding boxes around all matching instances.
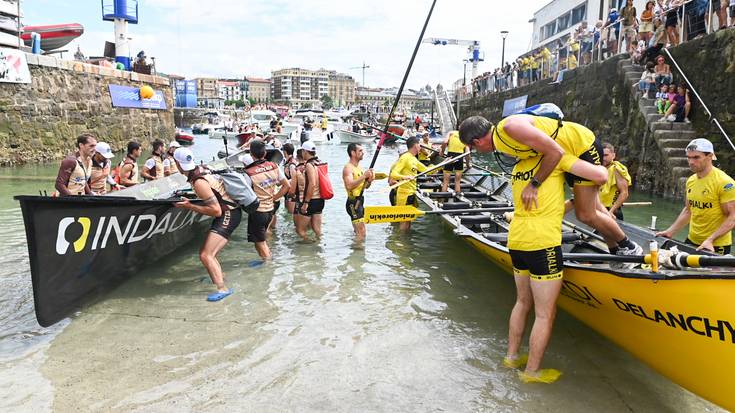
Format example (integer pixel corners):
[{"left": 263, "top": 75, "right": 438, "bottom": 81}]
[{"left": 619, "top": 58, "right": 695, "bottom": 194}]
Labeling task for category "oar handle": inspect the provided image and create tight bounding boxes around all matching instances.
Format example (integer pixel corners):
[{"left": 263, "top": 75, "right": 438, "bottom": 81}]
[
  {"left": 388, "top": 152, "right": 471, "bottom": 191},
  {"left": 622, "top": 202, "right": 653, "bottom": 206}
]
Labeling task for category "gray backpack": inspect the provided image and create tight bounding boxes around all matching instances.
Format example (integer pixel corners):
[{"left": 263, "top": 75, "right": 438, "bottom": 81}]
[{"left": 211, "top": 169, "right": 260, "bottom": 213}]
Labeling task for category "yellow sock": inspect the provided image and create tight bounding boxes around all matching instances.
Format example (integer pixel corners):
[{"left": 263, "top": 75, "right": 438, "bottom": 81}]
[
  {"left": 502, "top": 354, "right": 528, "bottom": 369},
  {"left": 518, "top": 368, "right": 562, "bottom": 384}
]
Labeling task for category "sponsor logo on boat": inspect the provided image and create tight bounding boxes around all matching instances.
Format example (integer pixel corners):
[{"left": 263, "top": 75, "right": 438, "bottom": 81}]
[
  {"left": 54, "top": 210, "right": 207, "bottom": 255},
  {"left": 367, "top": 212, "right": 418, "bottom": 221},
  {"left": 560, "top": 280, "right": 603, "bottom": 309},
  {"left": 613, "top": 299, "right": 735, "bottom": 344}
]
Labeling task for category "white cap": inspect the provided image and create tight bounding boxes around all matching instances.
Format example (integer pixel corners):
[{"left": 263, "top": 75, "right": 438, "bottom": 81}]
[
  {"left": 301, "top": 140, "right": 316, "bottom": 153},
  {"left": 95, "top": 141, "right": 114, "bottom": 159},
  {"left": 686, "top": 138, "right": 716, "bottom": 159},
  {"left": 239, "top": 153, "right": 254, "bottom": 166},
  {"left": 169, "top": 140, "right": 181, "bottom": 148},
  {"left": 173, "top": 148, "right": 196, "bottom": 171}
]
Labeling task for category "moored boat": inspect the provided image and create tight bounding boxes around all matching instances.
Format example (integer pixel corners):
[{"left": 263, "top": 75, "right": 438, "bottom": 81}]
[
  {"left": 334, "top": 129, "right": 377, "bottom": 144},
  {"left": 174, "top": 129, "right": 194, "bottom": 145},
  {"left": 21, "top": 23, "right": 84, "bottom": 51},
  {"left": 408, "top": 165, "right": 735, "bottom": 411},
  {"left": 13, "top": 149, "right": 265, "bottom": 328}
]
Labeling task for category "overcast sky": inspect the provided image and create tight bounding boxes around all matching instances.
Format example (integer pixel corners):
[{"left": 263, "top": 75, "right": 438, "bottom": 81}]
[{"left": 26, "top": 0, "right": 549, "bottom": 89}]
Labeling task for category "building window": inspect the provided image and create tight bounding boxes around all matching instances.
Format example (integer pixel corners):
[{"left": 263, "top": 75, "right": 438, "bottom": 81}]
[{"left": 572, "top": 3, "right": 586, "bottom": 25}]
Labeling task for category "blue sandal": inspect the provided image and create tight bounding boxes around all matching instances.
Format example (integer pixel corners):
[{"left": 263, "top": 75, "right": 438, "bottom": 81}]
[{"left": 207, "top": 289, "right": 233, "bottom": 302}]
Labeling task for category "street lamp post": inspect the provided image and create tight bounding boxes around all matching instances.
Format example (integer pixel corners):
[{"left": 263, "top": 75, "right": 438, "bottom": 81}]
[{"left": 500, "top": 30, "right": 509, "bottom": 69}]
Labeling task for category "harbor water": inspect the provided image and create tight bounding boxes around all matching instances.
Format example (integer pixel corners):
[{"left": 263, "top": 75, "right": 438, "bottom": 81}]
[{"left": 0, "top": 135, "right": 724, "bottom": 412}]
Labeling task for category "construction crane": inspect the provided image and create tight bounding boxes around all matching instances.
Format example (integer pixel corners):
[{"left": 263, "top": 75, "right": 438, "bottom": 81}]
[
  {"left": 422, "top": 38, "right": 483, "bottom": 80},
  {"left": 349, "top": 62, "right": 371, "bottom": 87}
]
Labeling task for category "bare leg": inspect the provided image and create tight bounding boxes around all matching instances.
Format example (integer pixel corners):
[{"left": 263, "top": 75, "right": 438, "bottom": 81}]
[
  {"left": 399, "top": 221, "right": 412, "bottom": 232},
  {"left": 507, "top": 274, "right": 532, "bottom": 359},
  {"left": 525, "top": 278, "right": 562, "bottom": 373},
  {"left": 295, "top": 214, "right": 310, "bottom": 241},
  {"left": 199, "top": 232, "right": 229, "bottom": 291},
  {"left": 310, "top": 214, "right": 323, "bottom": 237},
  {"left": 254, "top": 240, "right": 271, "bottom": 260},
  {"left": 441, "top": 171, "right": 450, "bottom": 192},
  {"left": 454, "top": 171, "right": 462, "bottom": 194},
  {"left": 353, "top": 222, "right": 366, "bottom": 241},
  {"left": 573, "top": 185, "right": 626, "bottom": 248}
]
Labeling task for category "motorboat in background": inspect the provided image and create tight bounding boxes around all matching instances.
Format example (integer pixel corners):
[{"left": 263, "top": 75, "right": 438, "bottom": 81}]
[
  {"left": 334, "top": 129, "right": 377, "bottom": 144},
  {"left": 21, "top": 23, "right": 84, "bottom": 51},
  {"left": 249, "top": 109, "right": 277, "bottom": 131},
  {"left": 191, "top": 112, "right": 227, "bottom": 134},
  {"left": 174, "top": 129, "right": 194, "bottom": 145}
]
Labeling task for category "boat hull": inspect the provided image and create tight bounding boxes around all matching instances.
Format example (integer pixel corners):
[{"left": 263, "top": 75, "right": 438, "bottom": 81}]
[
  {"left": 174, "top": 132, "right": 194, "bottom": 145},
  {"left": 21, "top": 23, "right": 84, "bottom": 51},
  {"left": 415, "top": 166, "right": 735, "bottom": 411},
  {"left": 335, "top": 129, "right": 377, "bottom": 144},
  {"left": 16, "top": 190, "right": 210, "bottom": 327}
]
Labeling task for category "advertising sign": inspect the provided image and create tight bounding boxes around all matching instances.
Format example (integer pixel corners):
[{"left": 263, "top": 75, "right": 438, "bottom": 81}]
[
  {"left": 109, "top": 84, "right": 168, "bottom": 110},
  {"left": 502, "top": 95, "right": 528, "bottom": 117},
  {"left": 0, "top": 47, "right": 31, "bottom": 84}
]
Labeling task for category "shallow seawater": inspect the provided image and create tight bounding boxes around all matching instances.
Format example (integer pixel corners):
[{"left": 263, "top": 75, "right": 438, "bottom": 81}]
[{"left": 0, "top": 135, "right": 723, "bottom": 412}]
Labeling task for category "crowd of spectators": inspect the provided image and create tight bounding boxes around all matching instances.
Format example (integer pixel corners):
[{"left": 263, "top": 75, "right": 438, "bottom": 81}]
[{"left": 471, "top": 0, "right": 733, "bottom": 100}]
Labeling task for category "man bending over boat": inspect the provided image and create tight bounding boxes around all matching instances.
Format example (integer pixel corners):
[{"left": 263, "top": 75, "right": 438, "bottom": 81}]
[
  {"left": 390, "top": 136, "right": 429, "bottom": 232},
  {"left": 457, "top": 116, "right": 614, "bottom": 383},
  {"left": 173, "top": 148, "right": 238, "bottom": 302},
  {"left": 656, "top": 138, "right": 735, "bottom": 255},
  {"left": 458, "top": 114, "right": 642, "bottom": 258}
]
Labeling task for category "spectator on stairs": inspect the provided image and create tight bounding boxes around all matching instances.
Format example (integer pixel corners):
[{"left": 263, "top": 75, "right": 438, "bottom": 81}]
[
  {"left": 660, "top": 83, "right": 692, "bottom": 123},
  {"left": 639, "top": 61, "right": 657, "bottom": 97},
  {"left": 639, "top": 1, "right": 656, "bottom": 45},
  {"left": 664, "top": 0, "right": 681, "bottom": 47},
  {"left": 654, "top": 54, "right": 673, "bottom": 86},
  {"left": 632, "top": 40, "right": 647, "bottom": 64},
  {"left": 656, "top": 84, "right": 672, "bottom": 114},
  {"left": 621, "top": 0, "right": 639, "bottom": 53}
]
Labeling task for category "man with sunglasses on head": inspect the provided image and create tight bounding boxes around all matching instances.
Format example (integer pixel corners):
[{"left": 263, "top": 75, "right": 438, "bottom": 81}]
[{"left": 656, "top": 138, "right": 735, "bottom": 255}]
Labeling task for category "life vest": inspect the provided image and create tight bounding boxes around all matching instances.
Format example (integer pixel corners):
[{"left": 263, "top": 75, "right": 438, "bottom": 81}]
[
  {"left": 114, "top": 156, "right": 139, "bottom": 186},
  {"left": 65, "top": 154, "right": 91, "bottom": 195},
  {"left": 146, "top": 154, "right": 165, "bottom": 180},
  {"left": 245, "top": 159, "right": 281, "bottom": 212},
  {"left": 89, "top": 159, "right": 111, "bottom": 194}
]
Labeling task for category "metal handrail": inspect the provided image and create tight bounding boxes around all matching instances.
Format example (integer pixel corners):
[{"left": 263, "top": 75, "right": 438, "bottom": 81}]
[{"left": 662, "top": 47, "right": 734, "bottom": 151}]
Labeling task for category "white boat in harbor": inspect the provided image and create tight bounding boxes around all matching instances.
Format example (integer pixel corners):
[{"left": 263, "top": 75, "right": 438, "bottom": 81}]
[
  {"left": 208, "top": 129, "right": 239, "bottom": 140},
  {"left": 334, "top": 129, "right": 377, "bottom": 144}
]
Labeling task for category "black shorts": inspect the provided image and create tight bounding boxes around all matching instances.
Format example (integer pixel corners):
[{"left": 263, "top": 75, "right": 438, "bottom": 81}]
[
  {"left": 389, "top": 188, "right": 397, "bottom": 206},
  {"left": 210, "top": 208, "right": 242, "bottom": 240},
  {"left": 509, "top": 245, "right": 563, "bottom": 281},
  {"left": 564, "top": 139, "right": 604, "bottom": 187},
  {"left": 345, "top": 196, "right": 364, "bottom": 222},
  {"left": 685, "top": 238, "right": 731, "bottom": 255},
  {"left": 247, "top": 210, "right": 274, "bottom": 243},
  {"left": 297, "top": 199, "right": 325, "bottom": 216},
  {"left": 665, "top": 9, "right": 678, "bottom": 28},
  {"left": 443, "top": 151, "right": 464, "bottom": 171}
]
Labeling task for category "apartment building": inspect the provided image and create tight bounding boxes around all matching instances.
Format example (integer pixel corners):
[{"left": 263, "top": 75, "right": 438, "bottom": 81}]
[
  {"left": 327, "top": 71, "right": 356, "bottom": 108},
  {"left": 246, "top": 77, "right": 271, "bottom": 103},
  {"left": 271, "top": 67, "right": 329, "bottom": 108}
]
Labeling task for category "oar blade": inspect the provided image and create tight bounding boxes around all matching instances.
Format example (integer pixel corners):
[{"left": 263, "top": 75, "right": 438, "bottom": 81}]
[{"left": 364, "top": 205, "right": 424, "bottom": 224}]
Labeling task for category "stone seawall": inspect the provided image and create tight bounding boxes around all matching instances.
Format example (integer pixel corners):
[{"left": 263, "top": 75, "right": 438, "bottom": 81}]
[
  {"left": 173, "top": 108, "right": 249, "bottom": 128},
  {"left": 461, "top": 29, "right": 735, "bottom": 200},
  {"left": 0, "top": 54, "right": 174, "bottom": 166}
]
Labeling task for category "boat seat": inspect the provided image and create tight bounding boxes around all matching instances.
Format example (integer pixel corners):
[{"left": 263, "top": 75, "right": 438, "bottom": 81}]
[
  {"left": 441, "top": 201, "right": 511, "bottom": 210},
  {"left": 482, "top": 231, "right": 582, "bottom": 244},
  {"left": 490, "top": 181, "right": 509, "bottom": 196},
  {"left": 458, "top": 215, "right": 497, "bottom": 225},
  {"left": 419, "top": 182, "right": 474, "bottom": 190}
]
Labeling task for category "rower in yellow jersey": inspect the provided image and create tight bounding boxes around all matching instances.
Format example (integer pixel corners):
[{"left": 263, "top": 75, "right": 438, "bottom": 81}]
[
  {"left": 459, "top": 113, "right": 642, "bottom": 258},
  {"left": 342, "top": 143, "right": 374, "bottom": 241},
  {"left": 657, "top": 138, "right": 735, "bottom": 255},
  {"left": 389, "top": 136, "right": 429, "bottom": 232},
  {"left": 598, "top": 142, "right": 631, "bottom": 220},
  {"left": 417, "top": 132, "right": 432, "bottom": 166},
  {"left": 440, "top": 130, "right": 470, "bottom": 193}
]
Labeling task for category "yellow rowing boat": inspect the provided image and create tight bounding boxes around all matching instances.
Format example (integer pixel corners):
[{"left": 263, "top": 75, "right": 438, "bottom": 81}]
[{"left": 414, "top": 166, "right": 735, "bottom": 411}]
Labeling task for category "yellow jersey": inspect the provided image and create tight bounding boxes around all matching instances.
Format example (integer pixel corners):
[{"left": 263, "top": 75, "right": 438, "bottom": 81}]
[
  {"left": 599, "top": 161, "right": 632, "bottom": 208},
  {"left": 346, "top": 164, "right": 364, "bottom": 199},
  {"left": 446, "top": 131, "right": 466, "bottom": 153},
  {"left": 390, "top": 152, "right": 428, "bottom": 194},
  {"left": 508, "top": 157, "right": 566, "bottom": 251},
  {"left": 493, "top": 115, "right": 597, "bottom": 171},
  {"left": 686, "top": 167, "right": 735, "bottom": 246}
]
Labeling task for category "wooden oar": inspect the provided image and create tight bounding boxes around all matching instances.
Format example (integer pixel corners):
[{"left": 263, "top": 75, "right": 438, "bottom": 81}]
[
  {"left": 364, "top": 205, "right": 515, "bottom": 224},
  {"left": 353, "top": 119, "right": 440, "bottom": 154},
  {"left": 358, "top": 0, "right": 437, "bottom": 201},
  {"left": 387, "top": 152, "right": 471, "bottom": 192}
]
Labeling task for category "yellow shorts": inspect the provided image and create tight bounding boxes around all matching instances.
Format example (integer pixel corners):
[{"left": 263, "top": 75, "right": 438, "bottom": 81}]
[{"left": 391, "top": 189, "right": 418, "bottom": 207}]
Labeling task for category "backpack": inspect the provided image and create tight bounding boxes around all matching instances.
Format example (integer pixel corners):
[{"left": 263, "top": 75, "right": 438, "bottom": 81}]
[
  {"left": 111, "top": 157, "right": 135, "bottom": 187},
  {"left": 514, "top": 103, "right": 564, "bottom": 121},
  {"left": 306, "top": 159, "right": 334, "bottom": 200},
  {"left": 209, "top": 168, "right": 260, "bottom": 213}
]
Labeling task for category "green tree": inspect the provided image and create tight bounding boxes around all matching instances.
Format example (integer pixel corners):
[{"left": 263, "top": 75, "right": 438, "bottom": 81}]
[
  {"left": 234, "top": 99, "right": 246, "bottom": 108},
  {"left": 248, "top": 97, "right": 256, "bottom": 106},
  {"left": 320, "top": 95, "right": 334, "bottom": 110}
]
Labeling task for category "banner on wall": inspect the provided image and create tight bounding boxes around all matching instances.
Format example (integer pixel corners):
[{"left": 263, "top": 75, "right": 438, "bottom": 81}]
[
  {"left": 0, "top": 47, "right": 31, "bottom": 84},
  {"left": 502, "top": 95, "right": 528, "bottom": 117},
  {"left": 108, "top": 84, "right": 167, "bottom": 110}
]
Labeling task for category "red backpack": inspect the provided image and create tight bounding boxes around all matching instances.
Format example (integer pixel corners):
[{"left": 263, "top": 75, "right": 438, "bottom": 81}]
[{"left": 307, "top": 158, "right": 334, "bottom": 200}]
